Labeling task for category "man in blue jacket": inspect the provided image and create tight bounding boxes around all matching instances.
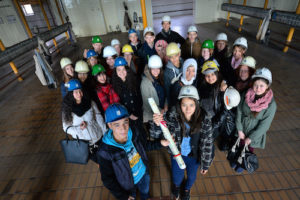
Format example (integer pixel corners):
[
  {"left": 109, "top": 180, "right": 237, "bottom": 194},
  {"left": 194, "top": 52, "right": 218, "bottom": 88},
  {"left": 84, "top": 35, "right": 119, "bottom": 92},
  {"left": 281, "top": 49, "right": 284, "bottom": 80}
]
[{"left": 97, "top": 104, "right": 169, "bottom": 200}]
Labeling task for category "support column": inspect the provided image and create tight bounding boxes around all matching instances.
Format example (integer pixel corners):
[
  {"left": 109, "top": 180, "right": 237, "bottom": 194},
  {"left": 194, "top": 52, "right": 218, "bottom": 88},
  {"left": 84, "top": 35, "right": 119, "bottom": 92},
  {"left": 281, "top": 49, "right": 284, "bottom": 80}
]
[
  {"left": 13, "top": 0, "right": 33, "bottom": 38},
  {"left": 140, "top": 0, "right": 147, "bottom": 28},
  {"left": 238, "top": 0, "right": 247, "bottom": 32},
  {"left": 54, "top": 0, "right": 69, "bottom": 40},
  {"left": 226, "top": 0, "right": 232, "bottom": 27}
]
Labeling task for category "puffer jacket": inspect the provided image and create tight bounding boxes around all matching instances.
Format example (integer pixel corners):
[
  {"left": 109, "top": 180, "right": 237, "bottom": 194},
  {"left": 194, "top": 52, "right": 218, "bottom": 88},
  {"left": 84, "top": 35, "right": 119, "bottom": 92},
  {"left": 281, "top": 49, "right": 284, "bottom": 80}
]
[
  {"left": 181, "top": 38, "right": 202, "bottom": 60},
  {"left": 149, "top": 107, "right": 214, "bottom": 170},
  {"left": 62, "top": 101, "right": 107, "bottom": 145}
]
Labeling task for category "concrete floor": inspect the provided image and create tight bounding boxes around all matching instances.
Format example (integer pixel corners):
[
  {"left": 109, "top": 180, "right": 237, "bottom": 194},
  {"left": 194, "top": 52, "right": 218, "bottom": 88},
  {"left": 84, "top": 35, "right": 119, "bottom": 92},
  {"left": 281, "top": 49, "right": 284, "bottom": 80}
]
[{"left": 0, "top": 17, "right": 300, "bottom": 199}]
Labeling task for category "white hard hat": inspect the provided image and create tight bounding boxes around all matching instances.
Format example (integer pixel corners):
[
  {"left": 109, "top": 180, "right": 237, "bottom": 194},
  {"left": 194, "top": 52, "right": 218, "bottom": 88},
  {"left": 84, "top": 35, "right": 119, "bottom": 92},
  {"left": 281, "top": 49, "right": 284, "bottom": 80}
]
[
  {"left": 224, "top": 86, "right": 241, "bottom": 110},
  {"left": 178, "top": 85, "right": 199, "bottom": 100},
  {"left": 111, "top": 39, "right": 121, "bottom": 47},
  {"left": 188, "top": 25, "right": 198, "bottom": 33},
  {"left": 60, "top": 57, "right": 72, "bottom": 69},
  {"left": 148, "top": 55, "right": 163, "bottom": 69},
  {"left": 162, "top": 15, "right": 171, "bottom": 22},
  {"left": 143, "top": 26, "right": 155, "bottom": 37},
  {"left": 75, "top": 60, "right": 89, "bottom": 73},
  {"left": 215, "top": 33, "right": 228, "bottom": 41},
  {"left": 103, "top": 46, "right": 118, "bottom": 58},
  {"left": 233, "top": 37, "right": 248, "bottom": 49},
  {"left": 252, "top": 67, "right": 272, "bottom": 85},
  {"left": 241, "top": 56, "right": 256, "bottom": 69}
]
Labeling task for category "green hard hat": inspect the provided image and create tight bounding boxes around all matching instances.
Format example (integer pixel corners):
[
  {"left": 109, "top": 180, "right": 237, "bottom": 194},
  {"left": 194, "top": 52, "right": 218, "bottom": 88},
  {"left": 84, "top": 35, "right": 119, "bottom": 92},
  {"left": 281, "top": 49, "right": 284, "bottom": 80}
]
[
  {"left": 201, "top": 39, "right": 214, "bottom": 49},
  {"left": 92, "top": 36, "right": 103, "bottom": 44},
  {"left": 92, "top": 64, "right": 106, "bottom": 76}
]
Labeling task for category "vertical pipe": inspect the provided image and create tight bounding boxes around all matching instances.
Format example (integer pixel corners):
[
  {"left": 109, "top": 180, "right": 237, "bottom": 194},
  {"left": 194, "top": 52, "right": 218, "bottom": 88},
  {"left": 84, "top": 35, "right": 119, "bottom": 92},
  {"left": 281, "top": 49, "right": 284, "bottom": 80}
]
[
  {"left": 38, "top": 0, "right": 58, "bottom": 48},
  {"left": 226, "top": 0, "right": 232, "bottom": 27},
  {"left": 140, "top": 0, "right": 147, "bottom": 28},
  {"left": 54, "top": 0, "right": 69, "bottom": 40},
  {"left": 13, "top": 0, "right": 33, "bottom": 38},
  {"left": 0, "top": 40, "right": 23, "bottom": 81},
  {"left": 283, "top": 1, "right": 300, "bottom": 52},
  {"left": 258, "top": 0, "right": 269, "bottom": 30},
  {"left": 238, "top": 0, "right": 247, "bottom": 32}
]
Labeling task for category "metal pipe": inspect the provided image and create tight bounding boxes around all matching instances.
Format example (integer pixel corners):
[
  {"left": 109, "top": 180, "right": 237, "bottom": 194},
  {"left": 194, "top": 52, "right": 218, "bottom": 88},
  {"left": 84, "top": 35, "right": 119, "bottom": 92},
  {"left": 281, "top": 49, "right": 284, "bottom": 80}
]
[
  {"left": 0, "top": 23, "right": 71, "bottom": 66},
  {"left": 140, "top": 0, "right": 147, "bottom": 28},
  {"left": 13, "top": 0, "right": 33, "bottom": 38},
  {"left": 238, "top": 0, "right": 247, "bottom": 32},
  {"left": 0, "top": 40, "right": 23, "bottom": 81},
  {"left": 258, "top": 0, "right": 269, "bottom": 29},
  {"left": 38, "top": 0, "right": 58, "bottom": 48},
  {"left": 226, "top": 0, "right": 232, "bottom": 27},
  {"left": 54, "top": 0, "right": 69, "bottom": 40}
]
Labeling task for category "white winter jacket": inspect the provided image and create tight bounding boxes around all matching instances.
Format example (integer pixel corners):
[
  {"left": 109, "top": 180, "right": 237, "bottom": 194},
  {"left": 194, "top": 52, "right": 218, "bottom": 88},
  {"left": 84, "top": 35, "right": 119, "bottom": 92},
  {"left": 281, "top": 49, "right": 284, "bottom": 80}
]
[{"left": 62, "top": 101, "right": 107, "bottom": 145}]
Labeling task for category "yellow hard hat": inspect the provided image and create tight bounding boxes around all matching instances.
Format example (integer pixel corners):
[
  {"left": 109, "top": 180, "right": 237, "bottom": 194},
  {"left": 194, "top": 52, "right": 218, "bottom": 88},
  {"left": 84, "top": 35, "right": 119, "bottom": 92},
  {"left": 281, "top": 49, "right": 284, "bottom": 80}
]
[
  {"left": 201, "top": 61, "right": 219, "bottom": 74},
  {"left": 166, "top": 42, "right": 181, "bottom": 57},
  {"left": 122, "top": 44, "right": 134, "bottom": 53}
]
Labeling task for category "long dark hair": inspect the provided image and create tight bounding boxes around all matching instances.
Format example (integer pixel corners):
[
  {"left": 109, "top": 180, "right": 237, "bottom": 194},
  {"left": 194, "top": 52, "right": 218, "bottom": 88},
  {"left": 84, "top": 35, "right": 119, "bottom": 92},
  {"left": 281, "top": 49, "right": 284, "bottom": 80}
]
[
  {"left": 235, "top": 66, "right": 255, "bottom": 81},
  {"left": 62, "top": 66, "right": 75, "bottom": 83},
  {"left": 150, "top": 67, "right": 164, "bottom": 86},
  {"left": 112, "top": 66, "right": 137, "bottom": 95},
  {"left": 176, "top": 97, "right": 202, "bottom": 136},
  {"left": 199, "top": 71, "right": 223, "bottom": 99}
]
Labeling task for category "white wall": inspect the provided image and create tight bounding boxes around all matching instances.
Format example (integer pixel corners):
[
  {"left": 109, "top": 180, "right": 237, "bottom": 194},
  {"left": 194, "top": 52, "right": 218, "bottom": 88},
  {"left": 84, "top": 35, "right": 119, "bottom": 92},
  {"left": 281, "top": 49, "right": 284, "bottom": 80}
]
[{"left": 0, "top": 0, "right": 28, "bottom": 47}]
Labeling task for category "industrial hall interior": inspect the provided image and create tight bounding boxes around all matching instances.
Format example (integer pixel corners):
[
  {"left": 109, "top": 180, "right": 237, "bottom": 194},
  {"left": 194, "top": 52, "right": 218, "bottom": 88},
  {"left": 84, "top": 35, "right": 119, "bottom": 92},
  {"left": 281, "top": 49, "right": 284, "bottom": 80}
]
[{"left": 0, "top": 0, "right": 300, "bottom": 199}]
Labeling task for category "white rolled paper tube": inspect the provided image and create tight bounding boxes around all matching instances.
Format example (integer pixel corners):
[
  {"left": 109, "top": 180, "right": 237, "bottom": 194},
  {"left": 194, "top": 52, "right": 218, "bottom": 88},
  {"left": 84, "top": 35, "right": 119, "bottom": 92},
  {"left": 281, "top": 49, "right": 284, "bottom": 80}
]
[{"left": 148, "top": 98, "right": 186, "bottom": 169}]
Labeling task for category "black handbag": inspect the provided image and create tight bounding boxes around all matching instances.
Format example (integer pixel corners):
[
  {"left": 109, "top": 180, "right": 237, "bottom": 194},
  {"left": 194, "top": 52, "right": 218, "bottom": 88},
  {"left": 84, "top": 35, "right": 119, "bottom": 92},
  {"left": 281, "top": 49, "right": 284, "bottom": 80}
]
[
  {"left": 227, "top": 138, "right": 240, "bottom": 164},
  {"left": 237, "top": 144, "right": 259, "bottom": 173},
  {"left": 60, "top": 126, "right": 89, "bottom": 164}
]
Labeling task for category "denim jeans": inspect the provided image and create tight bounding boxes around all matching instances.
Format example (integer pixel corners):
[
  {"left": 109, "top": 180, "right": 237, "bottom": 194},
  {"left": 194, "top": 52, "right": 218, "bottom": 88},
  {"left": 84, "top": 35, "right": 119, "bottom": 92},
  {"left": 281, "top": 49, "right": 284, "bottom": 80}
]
[
  {"left": 171, "top": 155, "right": 200, "bottom": 190},
  {"left": 131, "top": 173, "right": 150, "bottom": 200}
]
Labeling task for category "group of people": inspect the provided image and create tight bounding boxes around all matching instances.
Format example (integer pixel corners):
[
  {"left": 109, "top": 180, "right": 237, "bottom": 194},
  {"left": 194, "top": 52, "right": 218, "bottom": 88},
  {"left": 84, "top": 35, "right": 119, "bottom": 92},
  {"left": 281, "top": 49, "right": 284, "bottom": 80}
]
[{"left": 60, "top": 15, "right": 277, "bottom": 200}]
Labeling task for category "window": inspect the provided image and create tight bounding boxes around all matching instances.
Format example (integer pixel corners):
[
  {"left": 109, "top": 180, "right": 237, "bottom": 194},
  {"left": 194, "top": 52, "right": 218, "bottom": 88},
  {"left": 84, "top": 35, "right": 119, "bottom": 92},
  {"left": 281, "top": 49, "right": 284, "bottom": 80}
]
[{"left": 21, "top": 4, "right": 34, "bottom": 16}]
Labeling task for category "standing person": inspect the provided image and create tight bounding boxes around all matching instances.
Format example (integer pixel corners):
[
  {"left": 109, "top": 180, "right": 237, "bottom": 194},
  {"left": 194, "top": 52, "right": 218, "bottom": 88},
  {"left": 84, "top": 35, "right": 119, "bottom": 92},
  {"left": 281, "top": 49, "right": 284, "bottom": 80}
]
[
  {"left": 128, "top": 28, "right": 142, "bottom": 56},
  {"left": 122, "top": 44, "right": 141, "bottom": 76},
  {"left": 140, "top": 55, "right": 166, "bottom": 123},
  {"left": 111, "top": 39, "right": 122, "bottom": 56},
  {"left": 112, "top": 57, "right": 143, "bottom": 127},
  {"left": 235, "top": 56, "right": 256, "bottom": 94},
  {"left": 92, "top": 64, "right": 120, "bottom": 112},
  {"left": 155, "top": 39, "right": 168, "bottom": 66},
  {"left": 62, "top": 79, "right": 107, "bottom": 162},
  {"left": 60, "top": 57, "right": 75, "bottom": 98},
  {"left": 181, "top": 25, "right": 202, "bottom": 60},
  {"left": 169, "top": 58, "right": 197, "bottom": 109},
  {"left": 234, "top": 68, "right": 276, "bottom": 173},
  {"left": 155, "top": 15, "right": 185, "bottom": 45},
  {"left": 213, "top": 33, "right": 229, "bottom": 69},
  {"left": 150, "top": 86, "right": 214, "bottom": 200},
  {"left": 138, "top": 26, "right": 157, "bottom": 68},
  {"left": 103, "top": 46, "right": 118, "bottom": 78},
  {"left": 86, "top": 49, "right": 99, "bottom": 69},
  {"left": 164, "top": 42, "right": 183, "bottom": 108},
  {"left": 83, "top": 36, "right": 105, "bottom": 66},
  {"left": 96, "top": 104, "right": 169, "bottom": 200}
]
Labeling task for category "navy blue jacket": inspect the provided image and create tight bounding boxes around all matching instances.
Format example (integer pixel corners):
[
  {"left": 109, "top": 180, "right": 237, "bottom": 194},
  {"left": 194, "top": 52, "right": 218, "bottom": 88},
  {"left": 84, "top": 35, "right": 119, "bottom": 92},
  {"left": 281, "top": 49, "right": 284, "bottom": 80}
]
[
  {"left": 96, "top": 124, "right": 162, "bottom": 200},
  {"left": 137, "top": 42, "right": 157, "bottom": 68}
]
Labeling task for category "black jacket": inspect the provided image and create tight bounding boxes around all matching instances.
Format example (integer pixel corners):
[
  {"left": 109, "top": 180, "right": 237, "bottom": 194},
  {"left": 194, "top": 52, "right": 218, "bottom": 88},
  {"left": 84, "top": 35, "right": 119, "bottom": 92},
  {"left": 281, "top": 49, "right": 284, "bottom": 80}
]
[
  {"left": 155, "top": 29, "right": 185, "bottom": 45},
  {"left": 97, "top": 124, "right": 162, "bottom": 200}
]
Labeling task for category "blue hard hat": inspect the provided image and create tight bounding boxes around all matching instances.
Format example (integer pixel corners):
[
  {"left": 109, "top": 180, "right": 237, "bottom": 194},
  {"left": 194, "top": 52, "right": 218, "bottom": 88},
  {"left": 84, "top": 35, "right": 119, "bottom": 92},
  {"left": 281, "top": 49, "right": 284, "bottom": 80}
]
[
  {"left": 128, "top": 29, "right": 137, "bottom": 35},
  {"left": 105, "top": 103, "right": 129, "bottom": 123},
  {"left": 66, "top": 79, "right": 82, "bottom": 91},
  {"left": 87, "top": 49, "right": 97, "bottom": 59},
  {"left": 114, "top": 57, "right": 128, "bottom": 68}
]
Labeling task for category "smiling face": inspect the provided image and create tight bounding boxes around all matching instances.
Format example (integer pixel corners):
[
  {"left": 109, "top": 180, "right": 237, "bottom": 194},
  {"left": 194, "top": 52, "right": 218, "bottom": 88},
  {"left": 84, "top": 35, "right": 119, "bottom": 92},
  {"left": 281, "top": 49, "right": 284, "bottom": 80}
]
[
  {"left": 150, "top": 68, "right": 160, "bottom": 78},
  {"left": 253, "top": 79, "right": 269, "bottom": 96},
  {"left": 123, "top": 52, "right": 132, "bottom": 64},
  {"left": 64, "top": 65, "right": 74, "bottom": 77},
  {"left": 116, "top": 66, "right": 127, "bottom": 82},
  {"left": 185, "top": 66, "right": 195, "bottom": 81},
  {"left": 129, "top": 33, "right": 138, "bottom": 44},
  {"left": 97, "top": 72, "right": 107, "bottom": 84},
  {"left": 108, "top": 117, "right": 130, "bottom": 144},
  {"left": 89, "top": 56, "right": 98, "bottom": 67},
  {"left": 77, "top": 73, "right": 88, "bottom": 83},
  {"left": 216, "top": 40, "right": 226, "bottom": 51},
  {"left": 73, "top": 89, "right": 83, "bottom": 103},
  {"left": 239, "top": 65, "right": 250, "bottom": 81},
  {"left": 181, "top": 97, "right": 196, "bottom": 121},
  {"left": 233, "top": 46, "right": 245, "bottom": 60},
  {"left": 106, "top": 56, "right": 115, "bottom": 68},
  {"left": 144, "top": 34, "right": 155, "bottom": 46},
  {"left": 201, "top": 48, "right": 210, "bottom": 60},
  {"left": 188, "top": 32, "right": 197, "bottom": 43},
  {"left": 92, "top": 43, "right": 102, "bottom": 53},
  {"left": 169, "top": 53, "right": 180, "bottom": 67},
  {"left": 205, "top": 72, "right": 217, "bottom": 85},
  {"left": 162, "top": 21, "right": 171, "bottom": 32}
]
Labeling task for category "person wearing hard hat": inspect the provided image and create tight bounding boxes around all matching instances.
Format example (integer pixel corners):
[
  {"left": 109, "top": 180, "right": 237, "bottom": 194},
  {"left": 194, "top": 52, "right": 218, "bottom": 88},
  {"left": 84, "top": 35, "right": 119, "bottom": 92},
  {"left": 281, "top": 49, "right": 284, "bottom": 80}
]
[
  {"left": 128, "top": 28, "right": 142, "bottom": 56},
  {"left": 234, "top": 67, "right": 276, "bottom": 173},
  {"left": 164, "top": 42, "right": 183, "bottom": 108},
  {"left": 111, "top": 57, "right": 143, "bottom": 127},
  {"left": 62, "top": 79, "right": 107, "bottom": 162},
  {"left": 155, "top": 39, "right": 168, "bottom": 66},
  {"left": 213, "top": 33, "right": 230, "bottom": 70},
  {"left": 198, "top": 61, "right": 228, "bottom": 139},
  {"left": 138, "top": 26, "right": 157, "bottom": 69},
  {"left": 96, "top": 104, "right": 169, "bottom": 200},
  {"left": 169, "top": 58, "right": 197, "bottom": 109},
  {"left": 140, "top": 55, "right": 166, "bottom": 124},
  {"left": 83, "top": 36, "right": 105, "bottom": 66},
  {"left": 111, "top": 39, "right": 122, "bottom": 56},
  {"left": 122, "top": 44, "right": 141, "bottom": 77},
  {"left": 155, "top": 15, "right": 185, "bottom": 45},
  {"left": 86, "top": 49, "right": 99, "bottom": 68},
  {"left": 235, "top": 56, "right": 256, "bottom": 93},
  {"left": 181, "top": 25, "right": 202, "bottom": 60},
  {"left": 92, "top": 64, "right": 120, "bottom": 112},
  {"left": 150, "top": 85, "right": 214, "bottom": 200},
  {"left": 60, "top": 57, "right": 75, "bottom": 98},
  {"left": 103, "top": 46, "right": 118, "bottom": 78}
]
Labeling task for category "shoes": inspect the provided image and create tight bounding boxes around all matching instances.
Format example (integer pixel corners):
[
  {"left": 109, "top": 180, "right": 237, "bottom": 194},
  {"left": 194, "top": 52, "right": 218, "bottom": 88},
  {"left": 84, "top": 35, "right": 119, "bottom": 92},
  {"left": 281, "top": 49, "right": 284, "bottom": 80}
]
[
  {"left": 230, "top": 162, "right": 237, "bottom": 169},
  {"left": 235, "top": 166, "right": 244, "bottom": 173},
  {"left": 172, "top": 186, "right": 180, "bottom": 200},
  {"left": 182, "top": 190, "right": 190, "bottom": 200}
]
